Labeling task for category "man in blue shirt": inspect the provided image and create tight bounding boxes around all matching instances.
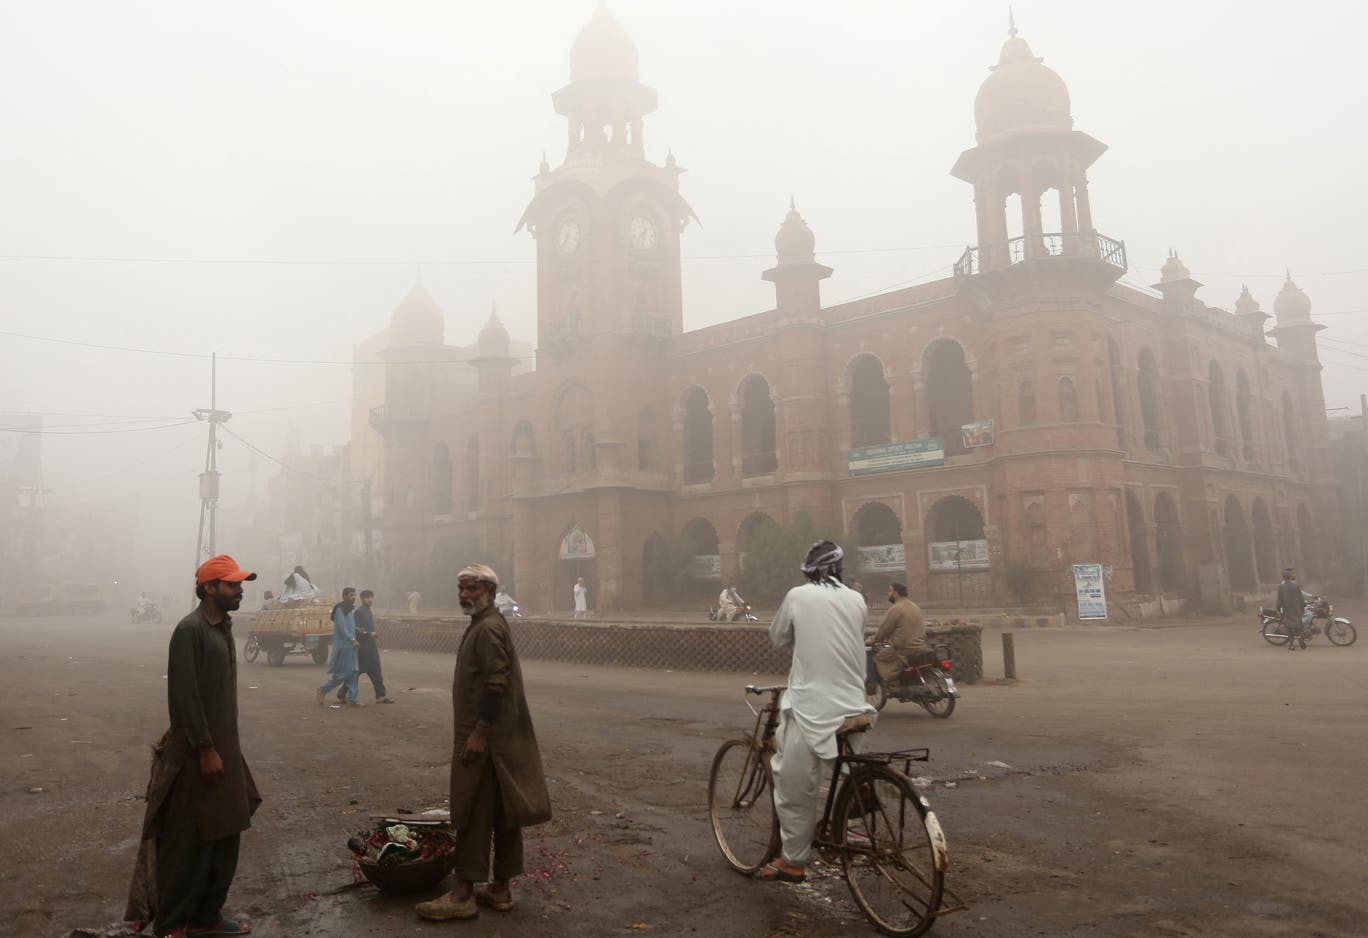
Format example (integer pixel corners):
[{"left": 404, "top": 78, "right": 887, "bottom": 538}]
[
  {"left": 316, "top": 587, "right": 361, "bottom": 706},
  {"left": 336, "top": 589, "right": 394, "bottom": 704}
]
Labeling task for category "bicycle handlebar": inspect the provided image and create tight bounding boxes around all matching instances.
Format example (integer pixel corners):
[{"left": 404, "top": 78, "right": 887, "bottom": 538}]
[{"left": 744, "top": 684, "right": 787, "bottom": 695}]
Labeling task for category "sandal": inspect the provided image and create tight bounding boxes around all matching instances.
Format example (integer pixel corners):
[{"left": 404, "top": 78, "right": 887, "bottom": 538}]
[
  {"left": 753, "top": 862, "right": 805, "bottom": 883},
  {"left": 188, "top": 918, "right": 251, "bottom": 935}
]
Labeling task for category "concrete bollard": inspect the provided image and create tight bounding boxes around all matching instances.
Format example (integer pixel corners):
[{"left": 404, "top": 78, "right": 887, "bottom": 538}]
[{"left": 1002, "top": 633, "right": 1016, "bottom": 680}]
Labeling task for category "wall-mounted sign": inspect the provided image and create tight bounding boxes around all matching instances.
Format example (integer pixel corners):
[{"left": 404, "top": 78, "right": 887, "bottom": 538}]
[
  {"left": 961, "top": 419, "right": 995, "bottom": 449},
  {"left": 559, "top": 526, "right": 596, "bottom": 560},
  {"left": 856, "top": 544, "right": 907, "bottom": 573},
  {"left": 928, "top": 539, "right": 990, "bottom": 571},
  {"left": 1073, "top": 563, "right": 1108, "bottom": 620},
  {"left": 848, "top": 438, "right": 945, "bottom": 476},
  {"left": 691, "top": 554, "right": 722, "bottom": 579}
]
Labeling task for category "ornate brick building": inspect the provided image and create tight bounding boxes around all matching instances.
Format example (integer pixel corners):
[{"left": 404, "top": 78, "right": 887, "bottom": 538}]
[{"left": 367, "top": 10, "right": 1334, "bottom": 614}]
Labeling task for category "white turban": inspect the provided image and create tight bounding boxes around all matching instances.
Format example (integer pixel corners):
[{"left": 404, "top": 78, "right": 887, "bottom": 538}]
[{"left": 457, "top": 563, "right": 499, "bottom": 588}]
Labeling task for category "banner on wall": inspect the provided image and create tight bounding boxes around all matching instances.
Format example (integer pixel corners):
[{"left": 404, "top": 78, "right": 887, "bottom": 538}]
[
  {"left": 928, "top": 540, "right": 990, "bottom": 571},
  {"left": 559, "top": 526, "right": 596, "bottom": 560},
  {"left": 848, "top": 438, "right": 944, "bottom": 475},
  {"left": 855, "top": 544, "right": 906, "bottom": 573},
  {"left": 691, "top": 554, "right": 722, "bottom": 579},
  {"left": 960, "top": 419, "right": 995, "bottom": 449},
  {"left": 1073, "top": 563, "right": 1108, "bottom": 620}
]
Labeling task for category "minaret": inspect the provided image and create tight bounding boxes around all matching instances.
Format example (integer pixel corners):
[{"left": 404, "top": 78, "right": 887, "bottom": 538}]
[
  {"left": 1152, "top": 250, "right": 1202, "bottom": 312},
  {"left": 1233, "top": 284, "right": 1269, "bottom": 338},
  {"left": 761, "top": 198, "right": 832, "bottom": 324},
  {"left": 1269, "top": 272, "right": 1324, "bottom": 362}
]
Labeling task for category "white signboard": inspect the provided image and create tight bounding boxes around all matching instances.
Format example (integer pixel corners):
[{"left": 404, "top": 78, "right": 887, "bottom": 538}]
[
  {"left": 856, "top": 544, "right": 906, "bottom": 573},
  {"left": 691, "top": 554, "right": 722, "bottom": 580},
  {"left": 928, "top": 540, "right": 990, "bottom": 571},
  {"left": 1073, "top": 563, "right": 1108, "bottom": 620}
]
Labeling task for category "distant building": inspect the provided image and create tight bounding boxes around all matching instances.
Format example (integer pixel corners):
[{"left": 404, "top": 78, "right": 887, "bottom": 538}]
[{"left": 365, "top": 10, "right": 1335, "bottom": 614}]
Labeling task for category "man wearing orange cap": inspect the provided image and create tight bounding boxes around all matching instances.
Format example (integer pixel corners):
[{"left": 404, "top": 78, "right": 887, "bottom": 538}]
[{"left": 129, "top": 555, "right": 262, "bottom": 938}]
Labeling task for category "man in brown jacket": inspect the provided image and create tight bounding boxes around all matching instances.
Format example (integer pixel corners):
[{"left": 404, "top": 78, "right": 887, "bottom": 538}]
[
  {"left": 868, "top": 582, "right": 927, "bottom": 685},
  {"left": 417, "top": 563, "right": 551, "bottom": 921}
]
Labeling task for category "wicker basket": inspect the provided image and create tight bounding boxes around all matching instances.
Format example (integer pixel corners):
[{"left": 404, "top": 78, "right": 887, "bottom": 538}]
[{"left": 356, "top": 851, "right": 454, "bottom": 894}]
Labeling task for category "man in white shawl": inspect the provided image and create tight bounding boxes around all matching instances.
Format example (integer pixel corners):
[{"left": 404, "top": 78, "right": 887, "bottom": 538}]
[{"left": 756, "top": 540, "right": 874, "bottom": 883}]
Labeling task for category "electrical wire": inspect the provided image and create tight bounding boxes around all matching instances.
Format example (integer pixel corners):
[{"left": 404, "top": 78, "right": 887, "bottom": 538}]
[
  {"left": 219, "top": 425, "right": 360, "bottom": 486},
  {"left": 0, "top": 419, "right": 200, "bottom": 435}
]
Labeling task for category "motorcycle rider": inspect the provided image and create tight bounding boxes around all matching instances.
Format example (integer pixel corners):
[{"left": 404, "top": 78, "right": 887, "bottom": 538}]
[
  {"left": 717, "top": 581, "right": 746, "bottom": 622},
  {"left": 866, "top": 582, "right": 926, "bottom": 690},
  {"left": 1276, "top": 568, "right": 1306, "bottom": 651},
  {"left": 135, "top": 591, "right": 155, "bottom": 617}
]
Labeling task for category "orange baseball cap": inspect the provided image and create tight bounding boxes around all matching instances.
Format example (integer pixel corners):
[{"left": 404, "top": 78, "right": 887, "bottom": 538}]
[{"left": 196, "top": 554, "right": 258, "bottom": 584}]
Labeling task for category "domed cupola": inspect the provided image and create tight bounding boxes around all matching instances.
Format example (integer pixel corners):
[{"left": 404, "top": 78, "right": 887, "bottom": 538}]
[
  {"left": 774, "top": 197, "right": 817, "bottom": 265},
  {"left": 1274, "top": 272, "right": 1313, "bottom": 323},
  {"left": 973, "top": 15, "right": 1073, "bottom": 144},
  {"left": 477, "top": 306, "right": 512, "bottom": 358},
  {"left": 389, "top": 284, "right": 445, "bottom": 347},
  {"left": 570, "top": 3, "right": 640, "bottom": 83},
  {"left": 1159, "top": 250, "right": 1191, "bottom": 284}
]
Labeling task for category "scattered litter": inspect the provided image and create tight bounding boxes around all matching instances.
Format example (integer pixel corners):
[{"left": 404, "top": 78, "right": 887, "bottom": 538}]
[
  {"left": 986, "top": 760, "right": 1011, "bottom": 769},
  {"left": 13, "top": 726, "right": 32, "bottom": 730},
  {"left": 28, "top": 787, "right": 43, "bottom": 794},
  {"left": 911, "top": 776, "right": 932, "bottom": 787},
  {"left": 944, "top": 781, "right": 957, "bottom": 789},
  {"left": 60, "top": 717, "right": 69, "bottom": 722},
  {"left": 71, "top": 740, "right": 93, "bottom": 744},
  {"left": 590, "top": 810, "right": 604, "bottom": 816},
  {"left": 615, "top": 812, "right": 625, "bottom": 819},
  {"left": 247, "top": 685, "right": 258, "bottom": 690},
  {"left": 329, "top": 705, "right": 343, "bottom": 710},
  {"left": 20, "top": 754, "right": 33, "bottom": 758}
]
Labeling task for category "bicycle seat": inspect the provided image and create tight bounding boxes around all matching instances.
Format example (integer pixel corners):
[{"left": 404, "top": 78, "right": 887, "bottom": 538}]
[{"left": 837, "top": 714, "right": 874, "bottom": 737}]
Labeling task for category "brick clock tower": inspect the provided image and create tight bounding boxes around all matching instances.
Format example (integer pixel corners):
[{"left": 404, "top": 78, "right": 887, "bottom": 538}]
[{"left": 511, "top": 5, "right": 695, "bottom": 613}]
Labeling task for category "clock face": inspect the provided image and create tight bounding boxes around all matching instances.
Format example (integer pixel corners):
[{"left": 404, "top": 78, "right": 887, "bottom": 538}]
[
  {"left": 628, "top": 215, "right": 658, "bottom": 252},
  {"left": 555, "top": 219, "right": 582, "bottom": 256}
]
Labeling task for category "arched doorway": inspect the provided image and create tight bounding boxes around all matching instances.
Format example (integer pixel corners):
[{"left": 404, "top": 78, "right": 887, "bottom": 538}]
[
  {"left": 1126, "top": 490, "right": 1152, "bottom": 594},
  {"left": 556, "top": 524, "right": 597, "bottom": 615},
  {"left": 738, "top": 512, "right": 780, "bottom": 570},
  {"left": 680, "top": 386, "right": 714, "bottom": 483},
  {"left": 925, "top": 496, "right": 988, "bottom": 604},
  {"left": 739, "top": 374, "right": 777, "bottom": 477},
  {"left": 1251, "top": 499, "right": 1277, "bottom": 584},
  {"left": 924, "top": 339, "right": 973, "bottom": 455},
  {"left": 1154, "top": 493, "right": 1184, "bottom": 593},
  {"left": 1223, "top": 495, "right": 1255, "bottom": 591},
  {"left": 641, "top": 532, "right": 672, "bottom": 606},
  {"left": 848, "top": 354, "right": 891, "bottom": 447},
  {"left": 850, "top": 501, "right": 904, "bottom": 593},
  {"left": 681, "top": 517, "right": 721, "bottom": 599}
]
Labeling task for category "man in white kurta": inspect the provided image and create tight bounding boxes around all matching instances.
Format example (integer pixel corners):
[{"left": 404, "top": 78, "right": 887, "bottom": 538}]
[
  {"left": 572, "top": 578, "right": 588, "bottom": 618},
  {"left": 762, "top": 542, "right": 875, "bottom": 882}
]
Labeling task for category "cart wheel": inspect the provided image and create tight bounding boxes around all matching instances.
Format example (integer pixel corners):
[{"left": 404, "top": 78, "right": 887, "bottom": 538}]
[{"left": 311, "top": 641, "right": 330, "bottom": 665}]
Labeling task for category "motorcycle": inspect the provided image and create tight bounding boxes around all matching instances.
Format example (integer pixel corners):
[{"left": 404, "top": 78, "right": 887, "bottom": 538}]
[
  {"left": 709, "top": 603, "right": 758, "bottom": 623},
  {"left": 1259, "top": 595, "right": 1356, "bottom": 647},
  {"left": 129, "top": 603, "right": 163, "bottom": 624},
  {"left": 495, "top": 594, "right": 523, "bottom": 618},
  {"left": 865, "top": 642, "right": 959, "bottom": 718}
]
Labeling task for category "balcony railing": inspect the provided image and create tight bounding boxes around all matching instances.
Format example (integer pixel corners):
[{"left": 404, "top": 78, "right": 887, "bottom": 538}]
[{"left": 953, "top": 231, "right": 1127, "bottom": 278}]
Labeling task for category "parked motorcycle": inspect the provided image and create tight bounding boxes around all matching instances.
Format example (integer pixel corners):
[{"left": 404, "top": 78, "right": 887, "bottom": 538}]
[
  {"left": 865, "top": 642, "right": 959, "bottom": 717},
  {"left": 708, "top": 603, "right": 758, "bottom": 623},
  {"left": 1259, "top": 595, "right": 1356, "bottom": 647},
  {"left": 129, "top": 603, "right": 163, "bottom": 624}
]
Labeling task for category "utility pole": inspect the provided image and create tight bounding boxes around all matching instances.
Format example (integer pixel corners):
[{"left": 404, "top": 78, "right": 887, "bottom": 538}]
[
  {"left": 1360, "top": 394, "right": 1367, "bottom": 593},
  {"left": 193, "top": 352, "right": 232, "bottom": 563}
]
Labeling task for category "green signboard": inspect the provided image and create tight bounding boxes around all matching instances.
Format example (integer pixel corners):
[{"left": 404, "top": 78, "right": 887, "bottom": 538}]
[{"left": 847, "top": 438, "right": 945, "bottom": 475}]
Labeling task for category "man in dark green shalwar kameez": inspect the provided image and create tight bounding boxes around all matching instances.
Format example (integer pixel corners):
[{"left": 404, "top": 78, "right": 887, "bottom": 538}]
[
  {"left": 417, "top": 563, "right": 551, "bottom": 921},
  {"left": 128, "top": 554, "right": 262, "bottom": 937}
]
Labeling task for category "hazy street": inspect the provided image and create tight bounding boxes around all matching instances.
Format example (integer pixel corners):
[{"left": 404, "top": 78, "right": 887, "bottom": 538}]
[{"left": 4, "top": 610, "right": 1365, "bottom": 938}]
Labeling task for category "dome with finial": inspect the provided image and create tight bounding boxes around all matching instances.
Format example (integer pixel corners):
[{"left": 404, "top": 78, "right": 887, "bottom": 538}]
[
  {"left": 973, "top": 15, "right": 1073, "bottom": 144},
  {"left": 1234, "top": 284, "right": 1262, "bottom": 316},
  {"left": 570, "top": 4, "right": 639, "bottom": 83},
  {"left": 1159, "top": 249, "right": 1191, "bottom": 284},
  {"left": 389, "top": 283, "right": 445, "bottom": 347},
  {"left": 1274, "top": 272, "right": 1312, "bottom": 321},
  {"left": 774, "top": 198, "right": 817, "bottom": 262},
  {"left": 478, "top": 305, "right": 511, "bottom": 357}
]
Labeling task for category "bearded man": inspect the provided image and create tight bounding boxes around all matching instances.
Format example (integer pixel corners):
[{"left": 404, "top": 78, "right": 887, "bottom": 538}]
[{"left": 416, "top": 564, "right": 551, "bottom": 921}]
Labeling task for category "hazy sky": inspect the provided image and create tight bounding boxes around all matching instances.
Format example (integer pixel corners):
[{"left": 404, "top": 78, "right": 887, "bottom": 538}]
[{"left": 2, "top": 1, "right": 1366, "bottom": 575}]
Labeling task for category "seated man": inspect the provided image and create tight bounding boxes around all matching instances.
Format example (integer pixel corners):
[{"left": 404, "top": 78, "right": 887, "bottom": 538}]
[
  {"left": 867, "top": 582, "right": 926, "bottom": 687},
  {"left": 717, "top": 582, "right": 744, "bottom": 622}
]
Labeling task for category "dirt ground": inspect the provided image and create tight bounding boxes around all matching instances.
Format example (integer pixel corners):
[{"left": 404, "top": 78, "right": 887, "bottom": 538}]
[{"left": 3, "top": 605, "right": 1366, "bottom": 938}]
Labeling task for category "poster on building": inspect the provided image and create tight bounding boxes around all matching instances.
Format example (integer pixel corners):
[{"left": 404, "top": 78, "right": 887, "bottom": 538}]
[
  {"left": 960, "top": 419, "right": 995, "bottom": 449},
  {"left": 559, "top": 526, "right": 596, "bottom": 560},
  {"left": 1073, "top": 563, "right": 1108, "bottom": 620},
  {"left": 848, "top": 438, "right": 944, "bottom": 475},
  {"left": 928, "top": 539, "right": 990, "bottom": 571},
  {"left": 0, "top": 413, "right": 43, "bottom": 485},
  {"left": 691, "top": 554, "right": 722, "bottom": 580},
  {"left": 856, "top": 543, "right": 906, "bottom": 573}
]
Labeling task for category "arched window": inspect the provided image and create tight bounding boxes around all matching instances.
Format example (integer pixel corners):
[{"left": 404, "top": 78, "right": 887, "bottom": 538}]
[
  {"left": 556, "top": 385, "right": 593, "bottom": 474},
  {"left": 1209, "top": 362, "right": 1230, "bottom": 455},
  {"left": 1282, "top": 391, "right": 1299, "bottom": 473},
  {"left": 510, "top": 420, "right": 536, "bottom": 458},
  {"left": 1108, "top": 336, "right": 1127, "bottom": 448},
  {"left": 432, "top": 442, "right": 453, "bottom": 515},
  {"left": 464, "top": 435, "right": 479, "bottom": 513},
  {"left": 680, "top": 386, "right": 714, "bottom": 483},
  {"left": 925, "top": 339, "right": 973, "bottom": 454},
  {"left": 1058, "top": 376, "right": 1079, "bottom": 422},
  {"left": 1223, "top": 495, "right": 1254, "bottom": 590},
  {"left": 847, "top": 354, "right": 891, "bottom": 447},
  {"left": 1154, "top": 493, "right": 1183, "bottom": 592},
  {"left": 1138, "top": 347, "right": 1160, "bottom": 449},
  {"left": 1236, "top": 370, "right": 1254, "bottom": 462},
  {"left": 1252, "top": 498, "right": 1276, "bottom": 584},
  {"left": 739, "top": 374, "right": 777, "bottom": 477},
  {"left": 850, "top": 501, "right": 904, "bottom": 587},
  {"left": 1018, "top": 380, "right": 1037, "bottom": 426},
  {"left": 928, "top": 496, "right": 985, "bottom": 543},
  {"left": 1126, "top": 490, "right": 1152, "bottom": 594}
]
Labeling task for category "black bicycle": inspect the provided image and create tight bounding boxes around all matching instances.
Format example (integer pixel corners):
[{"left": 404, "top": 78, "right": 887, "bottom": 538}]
[{"left": 707, "top": 684, "right": 953, "bottom": 937}]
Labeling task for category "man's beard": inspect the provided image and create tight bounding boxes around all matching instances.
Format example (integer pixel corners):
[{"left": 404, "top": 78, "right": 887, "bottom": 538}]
[{"left": 460, "top": 594, "right": 492, "bottom": 614}]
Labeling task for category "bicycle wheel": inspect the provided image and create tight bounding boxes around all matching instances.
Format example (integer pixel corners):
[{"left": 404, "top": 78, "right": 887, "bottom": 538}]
[
  {"left": 1261, "top": 619, "right": 1290, "bottom": 646},
  {"left": 243, "top": 636, "right": 261, "bottom": 663},
  {"left": 921, "top": 671, "right": 956, "bottom": 719},
  {"left": 835, "top": 765, "right": 946, "bottom": 937},
  {"left": 1326, "top": 618, "right": 1357, "bottom": 646},
  {"left": 707, "top": 739, "right": 777, "bottom": 874}
]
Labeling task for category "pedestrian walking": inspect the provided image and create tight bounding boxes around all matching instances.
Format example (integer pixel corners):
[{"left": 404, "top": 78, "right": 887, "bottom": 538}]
[
  {"left": 126, "top": 554, "right": 262, "bottom": 937},
  {"left": 416, "top": 563, "right": 551, "bottom": 921},
  {"left": 572, "top": 576, "right": 588, "bottom": 619},
  {"left": 317, "top": 587, "right": 361, "bottom": 706},
  {"left": 337, "top": 589, "right": 394, "bottom": 704}
]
